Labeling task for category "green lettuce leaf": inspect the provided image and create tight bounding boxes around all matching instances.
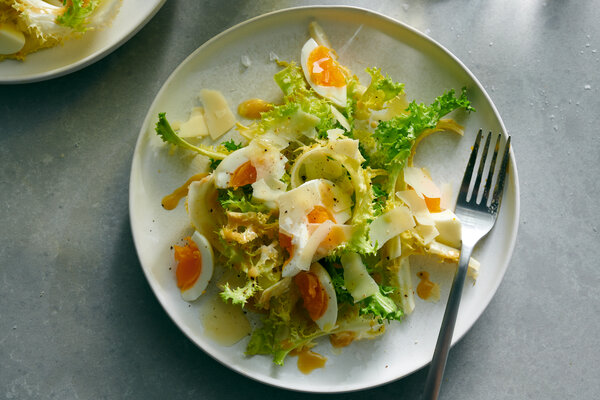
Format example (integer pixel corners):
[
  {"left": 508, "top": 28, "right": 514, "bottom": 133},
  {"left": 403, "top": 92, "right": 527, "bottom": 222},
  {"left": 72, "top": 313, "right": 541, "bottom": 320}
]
[
  {"left": 372, "top": 183, "right": 388, "bottom": 217},
  {"left": 56, "top": 0, "right": 99, "bottom": 31},
  {"left": 273, "top": 63, "right": 307, "bottom": 96},
  {"left": 268, "top": 63, "right": 339, "bottom": 139},
  {"left": 217, "top": 186, "right": 271, "bottom": 213},
  {"left": 358, "top": 286, "right": 404, "bottom": 323},
  {"left": 322, "top": 260, "right": 354, "bottom": 305},
  {"left": 222, "top": 139, "right": 244, "bottom": 152},
  {"left": 220, "top": 281, "right": 258, "bottom": 306},
  {"left": 370, "top": 87, "right": 474, "bottom": 192},
  {"left": 246, "top": 294, "right": 323, "bottom": 365},
  {"left": 155, "top": 113, "right": 228, "bottom": 160},
  {"left": 355, "top": 67, "right": 404, "bottom": 119}
]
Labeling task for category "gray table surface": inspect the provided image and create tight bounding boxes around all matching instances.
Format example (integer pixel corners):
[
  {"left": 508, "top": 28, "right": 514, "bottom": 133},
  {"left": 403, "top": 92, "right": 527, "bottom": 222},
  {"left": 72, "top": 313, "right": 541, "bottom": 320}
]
[{"left": 2, "top": 1, "right": 599, "bottom": 399}]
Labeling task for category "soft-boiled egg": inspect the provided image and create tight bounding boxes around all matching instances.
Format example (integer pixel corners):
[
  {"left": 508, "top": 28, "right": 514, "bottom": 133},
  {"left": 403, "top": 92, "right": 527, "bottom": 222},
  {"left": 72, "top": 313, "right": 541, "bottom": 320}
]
[
  {"left": 300, "top": 38, "right": 347, "bottom": 107},
  {"left": 293, "top": 262, "right": 338, "bottom": 331},
  {"left": 173, "top": 231, "right": 214, "bottom": 302},
  {"left": 213, "top": 137, "right": 288, "bottom": 207},
  {"left": 278, "top": 179, "right": 352, "bottom": 277}
]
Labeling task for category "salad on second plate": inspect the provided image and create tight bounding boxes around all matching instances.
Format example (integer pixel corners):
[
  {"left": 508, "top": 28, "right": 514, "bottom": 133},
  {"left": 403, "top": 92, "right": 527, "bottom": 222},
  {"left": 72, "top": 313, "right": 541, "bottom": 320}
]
[
  {"left": 0, "top": 0, "right": 122, "bottom": 60},
  {"left": 155, "top": 23, "right": 478, "bottom": 367}
]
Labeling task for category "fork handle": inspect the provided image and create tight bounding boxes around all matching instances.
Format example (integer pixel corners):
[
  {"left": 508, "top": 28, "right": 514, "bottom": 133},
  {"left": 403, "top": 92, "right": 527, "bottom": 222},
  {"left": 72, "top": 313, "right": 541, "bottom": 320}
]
[{"left": 422, "top": 242, "right": 474, "bottom": 400}]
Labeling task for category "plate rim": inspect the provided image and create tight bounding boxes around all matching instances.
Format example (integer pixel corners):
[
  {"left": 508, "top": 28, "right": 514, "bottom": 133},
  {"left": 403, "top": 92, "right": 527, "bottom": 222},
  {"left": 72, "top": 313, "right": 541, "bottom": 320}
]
[
  {"left": 0, "top": 0, "right": 167, "bottom": 85},
  {"left": 129, "top": 5, "right": 520, "bottom": 393}
]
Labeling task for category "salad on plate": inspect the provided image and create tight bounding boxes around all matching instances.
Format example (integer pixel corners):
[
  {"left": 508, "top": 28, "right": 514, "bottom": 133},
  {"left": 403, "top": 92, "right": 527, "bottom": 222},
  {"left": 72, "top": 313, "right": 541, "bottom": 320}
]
[{"left": 154, "top": 22, "right": 478, "bottom": 369}]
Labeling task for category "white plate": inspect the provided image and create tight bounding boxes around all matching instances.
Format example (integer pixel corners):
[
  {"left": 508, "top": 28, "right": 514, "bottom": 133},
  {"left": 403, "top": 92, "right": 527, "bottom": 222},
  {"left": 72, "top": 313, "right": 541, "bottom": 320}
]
[
  {"left": 129, "top": 6, "right": 520, "bottom": 393},
  {"left": 0, "top": 0, "right": 165, "bottom": 84}
]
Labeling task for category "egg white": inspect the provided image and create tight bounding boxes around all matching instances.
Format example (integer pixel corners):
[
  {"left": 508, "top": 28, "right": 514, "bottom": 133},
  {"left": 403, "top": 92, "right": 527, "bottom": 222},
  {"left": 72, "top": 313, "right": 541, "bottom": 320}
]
[
  {"left": 180, "top": 231, "right": 214, "bottom": 302},
  {"left": 309, "top": 263, "right": 338, "bottom": 331}
]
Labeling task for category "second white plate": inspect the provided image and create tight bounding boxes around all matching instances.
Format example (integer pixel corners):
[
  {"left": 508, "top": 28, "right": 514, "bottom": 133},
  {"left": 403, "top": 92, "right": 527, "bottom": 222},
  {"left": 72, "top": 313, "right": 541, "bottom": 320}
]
[{"left": 0, "top": 0, "right": 166, "bottom": 84}]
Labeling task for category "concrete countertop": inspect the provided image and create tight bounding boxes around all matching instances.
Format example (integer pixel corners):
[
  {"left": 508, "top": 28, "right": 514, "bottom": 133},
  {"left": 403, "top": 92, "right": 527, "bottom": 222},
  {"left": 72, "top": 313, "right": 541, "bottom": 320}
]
[{"left": 1, "top": 1, "right": 599, "bottom": 399}]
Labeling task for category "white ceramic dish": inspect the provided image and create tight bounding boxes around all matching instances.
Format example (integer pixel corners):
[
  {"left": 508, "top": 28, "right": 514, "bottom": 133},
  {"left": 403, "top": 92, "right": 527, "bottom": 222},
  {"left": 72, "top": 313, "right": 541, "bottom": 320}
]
[
  {"left": 0, "top": 0, "right": 165, "bottom": 84},
  {"left": 129, "top": 6, "right": 520, "bottom": 393}
]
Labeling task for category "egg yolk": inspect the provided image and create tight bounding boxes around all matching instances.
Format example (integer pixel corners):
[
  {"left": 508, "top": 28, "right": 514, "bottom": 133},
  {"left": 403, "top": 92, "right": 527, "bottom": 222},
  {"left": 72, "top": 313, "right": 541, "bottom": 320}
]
[
  {"left": 230, "top": 161, "right": 257, "bottom": 188},
  {"left": 174, "top": 237, "right": 202, "bottom": 291},
  {"left": 307, "top": 205, "right": 336, "bottom": 224},
  {"left": 279, "top": 232, "right": 294, "bottom": 265},
  {"left": 294, "top": 271, "right": 328, "bottom": 321},
  {"left": 308, "top": 46, "right": 346, "bottom": 87},
  {"left": 424, "top": 196, "right": 442, "bottom": 213}
]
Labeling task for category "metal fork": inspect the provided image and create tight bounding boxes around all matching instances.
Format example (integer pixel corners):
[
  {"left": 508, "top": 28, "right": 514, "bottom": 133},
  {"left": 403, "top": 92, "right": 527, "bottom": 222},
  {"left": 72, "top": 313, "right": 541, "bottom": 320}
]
[{"left": 422, "top": 130, "right": 511, "bottom": 400}]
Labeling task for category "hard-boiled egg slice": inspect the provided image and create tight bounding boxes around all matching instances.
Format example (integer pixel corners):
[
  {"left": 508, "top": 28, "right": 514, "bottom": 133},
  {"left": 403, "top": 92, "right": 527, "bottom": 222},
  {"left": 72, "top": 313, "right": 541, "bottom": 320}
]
[
  {"left": 278, "top": 179, "right": 353, "bottom": 277},
  {"left": 0, "top": 24, "right": 25, "bottom": 55},
  {"left": 293, "top": 263, "right": 338, "bottom": 331},
  {"left": 301, "top": 38, "right": 347, "bottom": 107},
  {"left": 213, "top": 138, "right": 288, "bottom": 206},
  {"left": 174, "top": 232, "right": 214, "bottom": 302}
]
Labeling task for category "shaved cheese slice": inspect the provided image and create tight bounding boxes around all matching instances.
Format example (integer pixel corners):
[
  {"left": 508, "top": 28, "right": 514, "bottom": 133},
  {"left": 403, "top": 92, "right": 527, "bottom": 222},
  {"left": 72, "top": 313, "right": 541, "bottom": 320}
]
[
  {"left": 331, "top": 208, "right": 351, "bottom": 225},
  {"left": 278, "top": 180, "right": 323, "bottom": 235},
  {"left": 384, "top": 235, "right": 403, "bottom": 260},
  {"left": 440, "top": 183, "right": 454, "bottom": 210},
  {"left": 395, "top": 256, "right": 415, "bottom": 314},
  {"left": 370, "top": 205, "right": 415, "bottom": 250},
  {"left": 329, "top": 183, "right": 353, "bottom": 214},
  {"left": 396, "top": 189, "right": 434, "bottom": 226},
  {"left": 200, "top": 89, "right": 236, "bottom": 140},
  {"left": 283, "top": 220, "right": 334, "bottom": 277},
  {"left": 275, "top": 110, "right": 320, "bottom": 141},
  {"left": 251, "top": 178, "right": 286, "bottom": 206},
  {"left": 404, "top": 167, "right": 441, "bottom": 199},
  {"left": 330, "top": 105, "right": 351, "bottom": 131},
  {"left": 414, "top": 225, "right": 440, "bottom": 245},
  {"left": 179, "top": 107, "right": 209, "bottom": 138},
  {"left": 258, "top": 132, "right": 289, "bottom": 150},
  {"left": 431, "top": 209, "right": 462, "bottom": 248},
  {"left": 327, "top": 128, "right": 345, "bottom": 140},
  {"left": 341, "top": 253, "right": 379, "bottom": 302},
  {"left": 428, "top": 241, "right": 479, "bottom": 279},
  {"left": 328, "top": 138, "right": 364, "bottom": 162}
]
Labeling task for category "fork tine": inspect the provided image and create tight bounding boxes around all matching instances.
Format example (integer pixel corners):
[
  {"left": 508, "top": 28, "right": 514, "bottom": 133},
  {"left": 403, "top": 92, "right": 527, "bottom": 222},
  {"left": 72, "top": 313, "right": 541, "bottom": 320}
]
[
  {"left": 491, "top": 136, "right": 511, "bottom": 208},
  {"left": 471, "top": 132, "right": 492, "bottom": 203},
  {"left": 482, "top": 133, "right": 502, "bottom": 204},
  {"left": 458, "top": 129, "right": 483, "bottom": 201}
]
